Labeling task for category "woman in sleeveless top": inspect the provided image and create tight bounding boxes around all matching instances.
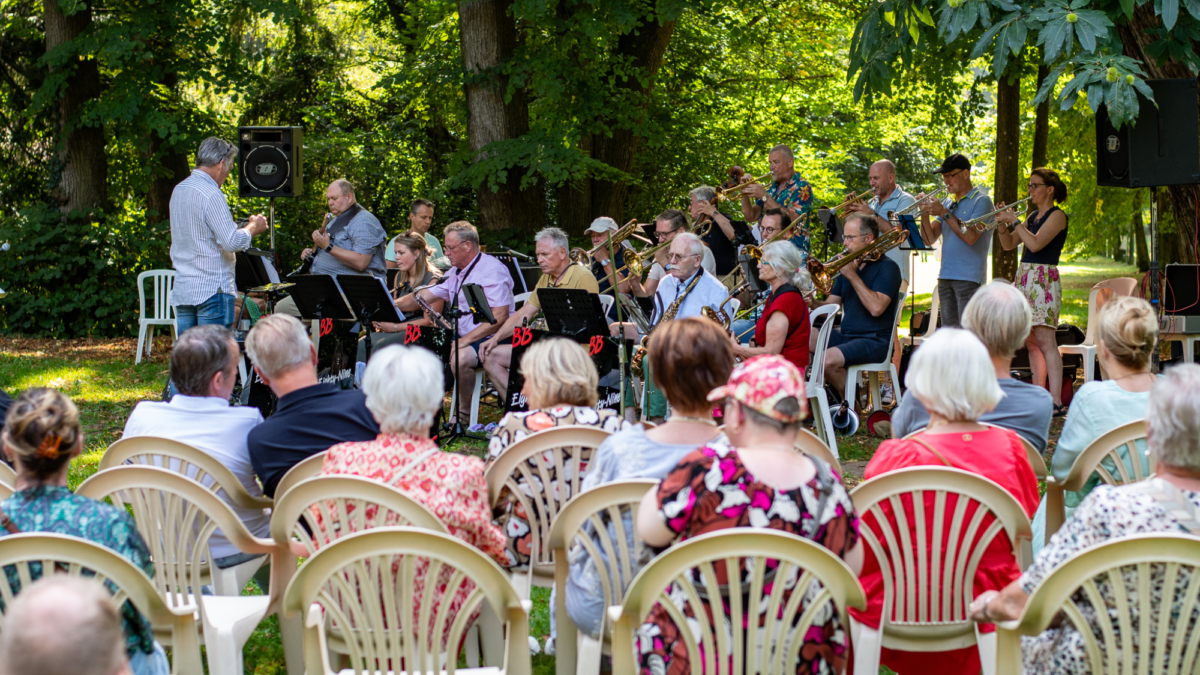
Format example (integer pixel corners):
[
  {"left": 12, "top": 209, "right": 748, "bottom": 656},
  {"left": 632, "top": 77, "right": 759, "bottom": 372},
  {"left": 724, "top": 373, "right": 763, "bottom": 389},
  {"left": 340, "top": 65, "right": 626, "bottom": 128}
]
[
  {"left": 354, "top": 234, "right": 445, "bottom": 376},
  {"left": 854, "top": 329, "right": 1039, "bottom": 675},
  {"left": 997, "top": 168, "right": 1069, "bottom": 415},
  {"left": 731, "top": 241, "right": 814, "bottom": 375}
]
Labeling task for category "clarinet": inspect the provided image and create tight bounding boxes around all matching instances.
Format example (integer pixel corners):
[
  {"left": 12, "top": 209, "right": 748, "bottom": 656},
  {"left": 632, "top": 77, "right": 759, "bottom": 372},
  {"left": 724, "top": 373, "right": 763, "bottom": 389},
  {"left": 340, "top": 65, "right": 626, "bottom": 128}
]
[{"left": 413, "top": 283, "right": 453, "bottom": 331}]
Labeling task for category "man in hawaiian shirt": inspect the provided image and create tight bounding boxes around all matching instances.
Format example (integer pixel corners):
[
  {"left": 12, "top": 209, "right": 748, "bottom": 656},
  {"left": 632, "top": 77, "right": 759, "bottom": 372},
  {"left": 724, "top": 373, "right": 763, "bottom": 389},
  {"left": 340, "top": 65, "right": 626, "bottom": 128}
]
[{"left": 738, "top": 144, "right": 814, "bottom": 258}]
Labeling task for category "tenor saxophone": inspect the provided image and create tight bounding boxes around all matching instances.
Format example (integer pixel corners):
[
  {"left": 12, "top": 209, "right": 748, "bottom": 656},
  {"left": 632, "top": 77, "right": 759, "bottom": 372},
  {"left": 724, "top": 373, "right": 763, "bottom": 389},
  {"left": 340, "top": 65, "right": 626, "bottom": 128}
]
[{"left": 631, "top": 271, "right": 704, "bottom": 378}]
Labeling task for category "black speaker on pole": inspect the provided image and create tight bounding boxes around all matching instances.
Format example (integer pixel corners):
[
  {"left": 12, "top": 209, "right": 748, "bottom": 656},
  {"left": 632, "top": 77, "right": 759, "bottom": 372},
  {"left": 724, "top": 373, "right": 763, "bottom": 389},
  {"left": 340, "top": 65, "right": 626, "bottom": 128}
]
[
  {"left": 237, "top": 126, "right": 303, "bottom": 197},
  {"left": 1096, "top": 79, "right": 1199, "bottom": 188}
]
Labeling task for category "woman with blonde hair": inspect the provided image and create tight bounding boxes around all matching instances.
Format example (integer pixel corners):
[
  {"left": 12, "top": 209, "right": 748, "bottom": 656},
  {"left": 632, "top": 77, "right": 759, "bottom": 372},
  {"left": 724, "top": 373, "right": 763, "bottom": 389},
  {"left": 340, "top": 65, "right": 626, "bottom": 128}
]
[
  {"left": 852, "top": 329, "right": 1040, "bottom": 674},
  {"left": 1031, "top": 294, "right": 1158, "bottom": 552}
]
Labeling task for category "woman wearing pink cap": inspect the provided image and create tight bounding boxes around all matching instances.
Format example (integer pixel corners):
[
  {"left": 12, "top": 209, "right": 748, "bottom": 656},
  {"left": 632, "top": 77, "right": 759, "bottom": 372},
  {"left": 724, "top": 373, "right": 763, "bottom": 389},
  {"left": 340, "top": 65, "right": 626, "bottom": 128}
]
[{"left": 636, "top": 355, "right": 864, "bottom": 675}]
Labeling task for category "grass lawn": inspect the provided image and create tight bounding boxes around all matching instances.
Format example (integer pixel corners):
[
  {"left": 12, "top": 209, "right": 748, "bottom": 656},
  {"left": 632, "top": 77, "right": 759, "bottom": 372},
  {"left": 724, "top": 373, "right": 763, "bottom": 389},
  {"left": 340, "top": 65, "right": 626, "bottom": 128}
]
[{"left": 0, "top": 255, "right": 1138, "bottom": 673}]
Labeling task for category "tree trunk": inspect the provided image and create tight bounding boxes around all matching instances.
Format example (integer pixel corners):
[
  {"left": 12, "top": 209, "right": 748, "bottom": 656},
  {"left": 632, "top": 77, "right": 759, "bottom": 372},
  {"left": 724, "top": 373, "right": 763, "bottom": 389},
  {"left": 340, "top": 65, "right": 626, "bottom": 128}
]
[
  {"left": 459, "top": 0, "right": 545, "bottom": 233},
  {"left": 1133, "top": 190, "right": 1150, "bottom": 272},
  {"left": 992, "top": 69, "right": 1021, "bottom": 282},
  {"left": 1031, "top": 60, "right": 1051, "bottom": 170},
  {"left": 44, "top": 0, "right": 106, "bottom": 215},
  {"left": 145, "top": 133, "right": 191, "bottom": 230},
  {"left": 1118, "top": 2, "right": 1199, "bottom": 264}
]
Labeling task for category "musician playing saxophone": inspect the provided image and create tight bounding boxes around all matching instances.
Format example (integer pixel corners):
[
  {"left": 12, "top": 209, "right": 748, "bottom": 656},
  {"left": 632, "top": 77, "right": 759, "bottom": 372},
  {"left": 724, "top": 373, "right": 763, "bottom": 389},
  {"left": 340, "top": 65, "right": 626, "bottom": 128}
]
[
  {"left": 640, "top": 232, "right": 727, "bottom": 420},
  {"left": 811, "top": 214, "right": 902, "bottom": 401}
]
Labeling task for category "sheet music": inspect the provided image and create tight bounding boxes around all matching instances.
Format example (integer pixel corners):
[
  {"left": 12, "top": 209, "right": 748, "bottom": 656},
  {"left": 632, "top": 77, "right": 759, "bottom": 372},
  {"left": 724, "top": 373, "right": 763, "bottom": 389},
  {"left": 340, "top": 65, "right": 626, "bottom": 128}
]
[
  {"left": 265, "top": 258, "right": 281, "bottom": 284},
  {"left": 617, "top": 293, "right": 652, "bottom": 335}
]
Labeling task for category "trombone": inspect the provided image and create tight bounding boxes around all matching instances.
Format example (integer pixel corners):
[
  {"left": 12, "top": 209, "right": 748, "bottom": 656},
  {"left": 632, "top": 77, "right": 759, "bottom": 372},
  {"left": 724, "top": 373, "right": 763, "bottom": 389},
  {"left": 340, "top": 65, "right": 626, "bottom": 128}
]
[
  {"left": 956, "top": 196, "right": 1034, "bottom": 234},
  {"left": 713, "top": 172, "right": 772, "bottom": 202}
]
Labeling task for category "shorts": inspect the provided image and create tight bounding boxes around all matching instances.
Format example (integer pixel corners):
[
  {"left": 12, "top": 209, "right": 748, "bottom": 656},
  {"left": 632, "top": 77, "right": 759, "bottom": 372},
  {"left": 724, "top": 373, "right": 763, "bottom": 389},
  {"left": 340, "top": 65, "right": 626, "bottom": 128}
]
[
  {"left": 465, "top": 338, "right": 488, "bottom": 359},
  {"left": 828, "top": 329, "right": 889, "bottom": 367}
]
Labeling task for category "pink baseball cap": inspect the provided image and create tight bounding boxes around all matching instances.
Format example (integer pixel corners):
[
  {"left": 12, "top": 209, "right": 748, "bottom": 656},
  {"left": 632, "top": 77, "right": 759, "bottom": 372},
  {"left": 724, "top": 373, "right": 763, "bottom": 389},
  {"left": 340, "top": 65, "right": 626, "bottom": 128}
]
[{"left": 707, "top": 355, "right": 808, "bottom": 423}]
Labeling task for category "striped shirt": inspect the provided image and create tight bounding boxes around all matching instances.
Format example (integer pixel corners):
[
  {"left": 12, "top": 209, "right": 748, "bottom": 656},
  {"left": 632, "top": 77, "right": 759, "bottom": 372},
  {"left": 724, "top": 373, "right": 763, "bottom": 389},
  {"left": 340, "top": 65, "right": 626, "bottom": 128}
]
[{"left": 169, "top": 169, "right": 251, "bottom": 306}]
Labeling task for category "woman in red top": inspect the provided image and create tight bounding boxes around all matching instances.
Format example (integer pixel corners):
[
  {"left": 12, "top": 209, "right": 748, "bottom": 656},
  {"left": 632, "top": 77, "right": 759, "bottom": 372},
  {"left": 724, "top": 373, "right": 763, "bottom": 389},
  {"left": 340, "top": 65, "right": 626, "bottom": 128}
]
[
  {"left": 852, "top": 328, "right": 1039, "bottom": 674},
  {"left": 732, "top": 240, "right": 812, "bottom": 374}
]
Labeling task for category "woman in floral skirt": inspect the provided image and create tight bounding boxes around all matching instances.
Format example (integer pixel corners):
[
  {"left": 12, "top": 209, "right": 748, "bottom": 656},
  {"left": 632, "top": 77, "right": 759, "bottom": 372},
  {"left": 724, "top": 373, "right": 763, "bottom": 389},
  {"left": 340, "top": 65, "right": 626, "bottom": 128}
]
[{"left": 998, "top": 167, "right": 1070, "bottom": 416}]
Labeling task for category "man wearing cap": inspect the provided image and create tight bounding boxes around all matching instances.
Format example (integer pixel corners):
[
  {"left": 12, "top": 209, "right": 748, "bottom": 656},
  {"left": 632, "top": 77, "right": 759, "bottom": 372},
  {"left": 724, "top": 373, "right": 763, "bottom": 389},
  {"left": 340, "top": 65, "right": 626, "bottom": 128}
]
[
  {"left": 917, "top": 153, "right": 994, "bottom": 327},
  {"left": 586, "top": 217, "right": 637, "bottom": 319},
  {"left": 479, "top": 227, "right": 599, "bottom": 403}
]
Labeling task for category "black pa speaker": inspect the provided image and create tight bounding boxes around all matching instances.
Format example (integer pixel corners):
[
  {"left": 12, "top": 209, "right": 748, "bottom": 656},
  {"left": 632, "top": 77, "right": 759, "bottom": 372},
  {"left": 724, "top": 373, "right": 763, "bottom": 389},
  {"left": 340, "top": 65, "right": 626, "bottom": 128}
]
[
  {"left": 237, "top": 126, "right": 303, "bottom": 197},
  {"left": 1096, "top": 79, "right": 1199, "bottom": 188}
]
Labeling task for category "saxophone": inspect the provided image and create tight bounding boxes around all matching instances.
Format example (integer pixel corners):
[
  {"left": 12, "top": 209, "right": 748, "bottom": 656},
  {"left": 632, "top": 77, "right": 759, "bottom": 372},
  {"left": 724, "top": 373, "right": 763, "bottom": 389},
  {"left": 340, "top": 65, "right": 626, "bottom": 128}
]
[
  {"left": 702, "top": 282, "right": 750, "bottom": 330},
  {"left": 631, "top": 271, "right": 704, "bottom": 378}
]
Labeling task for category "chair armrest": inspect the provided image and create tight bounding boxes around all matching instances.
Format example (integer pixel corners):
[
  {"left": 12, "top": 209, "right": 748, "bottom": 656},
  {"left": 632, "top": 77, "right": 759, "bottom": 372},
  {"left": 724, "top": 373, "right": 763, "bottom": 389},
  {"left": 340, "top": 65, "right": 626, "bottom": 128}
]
[{"left": 607, "top": 605, "right": 624, "bottom": 624}]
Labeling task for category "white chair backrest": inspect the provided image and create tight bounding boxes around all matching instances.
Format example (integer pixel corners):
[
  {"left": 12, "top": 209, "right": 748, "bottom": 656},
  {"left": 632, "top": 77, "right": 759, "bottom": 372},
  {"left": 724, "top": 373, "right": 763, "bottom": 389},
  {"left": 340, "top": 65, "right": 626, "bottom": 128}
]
[
  {"left": 272, "top": 451, "right": 328, "bottom": 500},
  {"left": 807, "top": 304, "right": 839, "bottom": 390},
  {"left": 850, "top": 467, "right": 1033, "bottom": 647},
  {"left": 484, "top": 426, "right": 611, "bottom": 572},
  {"left": 794, "top": 427, "right": 841, "bottom": 475},
  {"left": 1061, "top": 419, "right": 1150, "bottom": 490},
  {"left": 728, "top": 297, "right": 741, "bottom": 316},
  {"left": 0, "top": 462, "right": 15, "bottom": 488},
  {"left": 103, "top": 436, "right": 272, "bottom": 509},
  {"left": 281, "top": 527, "right": 531, "bottom": 675},
  {"left": 1081, "top": 277, "right": 1138, "bottom": 346},
  {"left": 514, "top": 291, "right": 532, "bottom": 306},
  {"left": 137, "top": 270, "right": 176, "bottom": 323},
  {"left": 882, "top": 290, "right": 908, "bottom": 363},
  {"left": 921, "top": 282, "right": 939, "bottom": 339},
  {"left": 608, "top": 529, "right": 866, "bottom": 673},
  {"left": 996, "top": 534, "right": 1200, "bottom": 675}
]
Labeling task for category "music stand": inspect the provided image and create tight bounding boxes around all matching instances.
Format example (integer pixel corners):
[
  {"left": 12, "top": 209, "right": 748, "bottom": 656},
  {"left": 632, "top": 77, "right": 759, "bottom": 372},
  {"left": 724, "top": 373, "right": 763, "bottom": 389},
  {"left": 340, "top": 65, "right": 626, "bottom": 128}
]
[
  {"left": 492, "top": 253, "right": 532, "bottom": 295},
  {"left": 386, "top": 268, "right": 400, "bottom": 292},
  {"left": 288, "top": 274, "right": 355, "bottom": 321},
  {"left": 818, "top": 207, "right": 843, "bottom": 260},
  {"left": 539, "top": 288, "right": 608, "bottom": 338},
  {"left": 738, "top": 253, "right": 766, "bottom": 293},
  {"left": 440, "top": 282, "right": 498, "bottom": 445},
  {"left": 336, "top": 274, "right": 403, "bottom": 363}
]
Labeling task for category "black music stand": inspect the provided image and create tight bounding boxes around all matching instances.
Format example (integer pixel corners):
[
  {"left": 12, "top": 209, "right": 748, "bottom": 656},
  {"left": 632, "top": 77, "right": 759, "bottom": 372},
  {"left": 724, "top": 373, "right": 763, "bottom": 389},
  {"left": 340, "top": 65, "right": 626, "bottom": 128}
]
[
  {"left": 336, "top": 274, "right": 403, "bottom": 363},
  {"left": 817, "top": 207, "right": 843, "bottom": 260},
  {"left": 439, "top": 282, "right": 497, "bottom": 446},
  {"left": 539, "top": 288, "right": 608, "bottom": 338},
  {"left": 386, "top": 268, "right": 400, "bottom": 292},
  {"left": 289, "top": 274, "right": 355, "bottom": 322},
  {"left": 492, "top": 253, "right": 533, "bottom": 295}
]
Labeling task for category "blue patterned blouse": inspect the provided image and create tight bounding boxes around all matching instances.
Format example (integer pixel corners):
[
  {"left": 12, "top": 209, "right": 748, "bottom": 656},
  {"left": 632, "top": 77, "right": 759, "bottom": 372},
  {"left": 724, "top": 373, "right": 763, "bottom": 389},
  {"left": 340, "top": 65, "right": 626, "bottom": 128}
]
[{"left": 0, "top": 486, "right": 156, "bottom": 656}]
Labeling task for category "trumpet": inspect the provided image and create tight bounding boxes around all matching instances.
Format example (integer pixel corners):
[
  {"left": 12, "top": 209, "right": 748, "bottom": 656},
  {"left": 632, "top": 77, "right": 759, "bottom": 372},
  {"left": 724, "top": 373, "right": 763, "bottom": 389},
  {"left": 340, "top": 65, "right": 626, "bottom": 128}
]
[
  {"left": 823, "top": 189, "right": 873, "bottom": 217},
  {"left": 956, "top": 196, "right": 1034, "bottom": 234},
  {"left": 702, "top": 283, "right": 750, "bottom": 329},
  {"left": 890, "top": 185, "right": 949, "bottom": 219},
  {"left": 714, "top": 172, "right": 772, "bottom": 202},
  {"left": 806, "top": 226, "right": 908, "bottom": 295}
]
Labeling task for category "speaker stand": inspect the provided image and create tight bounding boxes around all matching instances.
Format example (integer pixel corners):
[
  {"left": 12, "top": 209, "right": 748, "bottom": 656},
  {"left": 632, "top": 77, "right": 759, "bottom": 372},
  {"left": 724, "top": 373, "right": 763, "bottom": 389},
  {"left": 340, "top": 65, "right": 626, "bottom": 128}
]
[{"left": 269, "top": 197, "right": 276, "bottom": 252}]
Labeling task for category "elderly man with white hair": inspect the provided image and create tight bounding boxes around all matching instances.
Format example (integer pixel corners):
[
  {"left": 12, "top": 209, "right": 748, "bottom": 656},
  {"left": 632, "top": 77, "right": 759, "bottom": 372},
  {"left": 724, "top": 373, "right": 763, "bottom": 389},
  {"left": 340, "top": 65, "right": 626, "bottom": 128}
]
[
  {"left": 479, "top": 227, "right": 599, "bottom": 403},
  {"left": 891, "top": 280, "right": 1054, "bottom": 451},
  {"left": 971, "top": 363, "right": 1200, "bottom": 675},
  {"left": 0, "top": 577, "right": 136, "bottom": 675},
  {"left": 244, "top": 314, "right": 379, "bottom": 497}
]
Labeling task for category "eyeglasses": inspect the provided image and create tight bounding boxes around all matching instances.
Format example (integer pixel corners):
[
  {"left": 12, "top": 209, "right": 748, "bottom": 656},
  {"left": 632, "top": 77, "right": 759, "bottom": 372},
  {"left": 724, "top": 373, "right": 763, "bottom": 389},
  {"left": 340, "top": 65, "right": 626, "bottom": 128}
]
[
  {"left": 942, "top": 169, "right": 964, "bottom": 180},
  {"left": 843, "top": 233, "right": 871, "bottom": 241},
  {"left": 667, "top": 252, "right": 699, "bottom": 262},
  {"left": 1027, "top": 183, "right": 1048, "bottom": 190},
  {"left": 445, "top": 240, "right": 472, "bottom": 253},
  {"left": 655, "top": 229, "right": 679, "bottom": 240}
]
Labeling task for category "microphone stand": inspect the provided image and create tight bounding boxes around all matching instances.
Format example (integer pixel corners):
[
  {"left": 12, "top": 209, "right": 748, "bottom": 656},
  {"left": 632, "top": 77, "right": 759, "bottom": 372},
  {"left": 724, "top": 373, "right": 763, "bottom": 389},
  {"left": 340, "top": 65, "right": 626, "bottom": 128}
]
[{"left": 605, "top": 233, "right": 627, "bottom": 419}]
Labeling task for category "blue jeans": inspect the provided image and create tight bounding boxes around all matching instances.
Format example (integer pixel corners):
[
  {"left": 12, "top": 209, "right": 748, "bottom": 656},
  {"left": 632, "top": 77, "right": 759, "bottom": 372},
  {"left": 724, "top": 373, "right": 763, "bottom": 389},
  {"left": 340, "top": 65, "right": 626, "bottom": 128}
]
[
  {"left": 731, "top": 318, "right": 755, "bottom": 345},
  {"left": 174, "top": 292, "right": 236, "bottom": 334}
]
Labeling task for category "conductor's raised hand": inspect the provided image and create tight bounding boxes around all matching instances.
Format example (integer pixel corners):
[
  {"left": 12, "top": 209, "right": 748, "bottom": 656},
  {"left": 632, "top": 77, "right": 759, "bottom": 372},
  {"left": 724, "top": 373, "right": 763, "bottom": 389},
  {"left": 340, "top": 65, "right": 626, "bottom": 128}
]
[{"left": 246, "top": 213, "right": 269, "bottom": 235}]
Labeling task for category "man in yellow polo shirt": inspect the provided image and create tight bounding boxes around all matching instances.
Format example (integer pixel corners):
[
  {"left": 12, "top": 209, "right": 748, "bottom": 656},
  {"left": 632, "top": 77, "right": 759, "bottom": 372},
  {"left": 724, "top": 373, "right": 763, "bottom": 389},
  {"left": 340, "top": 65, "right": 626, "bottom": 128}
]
[{"left": 480, "top": 227, "right": 600, "bottom": 402}]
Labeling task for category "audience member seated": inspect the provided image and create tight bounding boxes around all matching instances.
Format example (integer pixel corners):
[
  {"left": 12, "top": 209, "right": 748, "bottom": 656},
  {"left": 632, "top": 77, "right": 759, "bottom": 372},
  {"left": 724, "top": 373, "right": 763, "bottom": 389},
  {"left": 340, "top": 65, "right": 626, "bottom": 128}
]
[
  {"left": 892, "top": 280, "right": 1053, "bottom": 451},
  {"left": 565, "top": 317, "right": 734, "bottom": 639},
  {"left": 636, "top": 355, "right": 863, "bottom": 674},
  {"left": 730, "top": 240, "right": 813, "bottom": 374},
  {"left": 314, "top": 344, "right": 506, "bottom": 648},
  {"left": 1031, "top": 295, "right": 1157, "bottom": 552},
  {"left": 852, "top": 328, "right": 1039, "bottom": 674},
  {"left": 245, "top": 314, "right": 379, "bottom": 498},
  {"left": 972, "top": 364, "right": 1200, "bottom": 674},
  {"left": 122, "top": 324, "right": 271, "bottom": 573},
  {"left": 0, "top": 389, "right": 167, "bottom": 675},
  {"left": 0, "top": 577, "right": 134, "bottom": 675},
  {"left": 485, "top": 337, "right": 626, "bottom": 570}
]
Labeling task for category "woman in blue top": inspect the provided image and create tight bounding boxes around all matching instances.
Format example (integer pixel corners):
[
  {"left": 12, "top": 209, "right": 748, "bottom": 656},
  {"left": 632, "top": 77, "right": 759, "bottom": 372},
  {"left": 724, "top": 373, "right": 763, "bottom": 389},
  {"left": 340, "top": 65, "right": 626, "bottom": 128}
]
[
  {"left": 997, "top": 167, "right": 1070, "bottom": 416},
  {"left": 0, "top": 389, "right": 167, "bottom": 675}
]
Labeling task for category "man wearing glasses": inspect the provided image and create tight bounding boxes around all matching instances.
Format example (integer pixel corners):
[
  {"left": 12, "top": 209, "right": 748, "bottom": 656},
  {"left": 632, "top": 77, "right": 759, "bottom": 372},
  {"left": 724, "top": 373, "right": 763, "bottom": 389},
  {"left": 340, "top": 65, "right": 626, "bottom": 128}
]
[
  {"left": 916, "top": 153, "right": 995, "bottom": 327},
  {"left": 630, "top": 209, "right": 716, "bottom": 298},
  {"left": 812, "top": 214, "right": 902, "bottom": 400}
]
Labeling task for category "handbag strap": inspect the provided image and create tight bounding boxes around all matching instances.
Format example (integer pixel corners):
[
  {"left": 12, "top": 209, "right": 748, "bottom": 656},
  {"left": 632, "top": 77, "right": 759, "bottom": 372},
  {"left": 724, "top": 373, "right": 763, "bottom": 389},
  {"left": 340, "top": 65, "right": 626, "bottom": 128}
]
[
  {"left": 1132, "top": 478, "right": 1200, "bottom": 535},
  {"left": 393, "top": 448, "right": 440, "bottom": 482},
  {"left": 908, "top": 434, "right": 957, "bottom": 469}
]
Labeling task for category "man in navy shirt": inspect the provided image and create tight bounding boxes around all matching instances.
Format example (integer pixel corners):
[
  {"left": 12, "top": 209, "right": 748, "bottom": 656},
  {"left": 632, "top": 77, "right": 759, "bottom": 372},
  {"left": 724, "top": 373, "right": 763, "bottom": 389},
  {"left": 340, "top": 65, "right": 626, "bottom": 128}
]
[
  {"left": 244, "top": 314, "right": 380, "bottom": 497},
  {"left": 812, "top": 214, "right": 902, "bottom": 399}
]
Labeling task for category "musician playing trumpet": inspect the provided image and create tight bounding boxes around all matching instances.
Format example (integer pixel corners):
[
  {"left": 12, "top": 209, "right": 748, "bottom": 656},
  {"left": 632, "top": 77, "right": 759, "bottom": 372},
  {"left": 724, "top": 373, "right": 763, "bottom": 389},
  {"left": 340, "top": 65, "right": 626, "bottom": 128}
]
[
  {"left": 688, "top": 185, "right": 747, "bottom": 279},
  {"left": 738, "top": 144, "right": 814, "bottom": 256},
  {"left": 730, "top": 241, "right": 813, "bottom": 375},
  {"left": 917, "top": 153, "right": 994, "bottom": 328},
  {"left": 811, "top": 215, "right": 902, "bottom": 401},
  {"left": 843, "top": 159, "right": 917, "bottom": 287}
]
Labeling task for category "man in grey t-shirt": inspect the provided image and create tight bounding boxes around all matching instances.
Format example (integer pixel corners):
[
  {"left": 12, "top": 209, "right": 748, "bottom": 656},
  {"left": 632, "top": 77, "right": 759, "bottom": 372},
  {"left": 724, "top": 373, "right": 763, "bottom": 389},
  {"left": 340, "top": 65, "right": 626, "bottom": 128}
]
[{"left": 892, "top": 280, "right": 1053, "bottom": 451}]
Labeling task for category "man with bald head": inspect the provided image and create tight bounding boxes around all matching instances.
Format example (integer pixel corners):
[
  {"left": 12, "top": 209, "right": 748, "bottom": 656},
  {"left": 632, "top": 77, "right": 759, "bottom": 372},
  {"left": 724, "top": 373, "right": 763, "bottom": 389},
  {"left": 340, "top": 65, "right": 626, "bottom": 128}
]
[{"left": 845, "top": 159, "right": 917, "bottom": 286}]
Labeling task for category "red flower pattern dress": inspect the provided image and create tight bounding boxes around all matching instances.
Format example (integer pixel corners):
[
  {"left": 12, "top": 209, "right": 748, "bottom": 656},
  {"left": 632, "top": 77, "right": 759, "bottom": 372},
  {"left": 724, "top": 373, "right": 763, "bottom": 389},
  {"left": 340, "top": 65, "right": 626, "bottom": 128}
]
[
  {"left": 639, "top": 437, "right": 860, "bottom": 675},
  {"left": 315, "top": 433, "right": 507, "bottom": 649}
]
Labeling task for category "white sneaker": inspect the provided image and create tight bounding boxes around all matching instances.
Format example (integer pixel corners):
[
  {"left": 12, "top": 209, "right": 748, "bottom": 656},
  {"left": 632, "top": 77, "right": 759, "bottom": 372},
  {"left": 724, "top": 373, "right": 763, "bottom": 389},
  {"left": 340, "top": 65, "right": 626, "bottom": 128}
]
[
  {"left": 544, "top": 636, "right": 556, "bottom": 655},
  {"left": 881, "top": 383, "right": 895, "bottom": 406},
  {"left": 528, "top": 636, "right": 541, "bottom": 655}
]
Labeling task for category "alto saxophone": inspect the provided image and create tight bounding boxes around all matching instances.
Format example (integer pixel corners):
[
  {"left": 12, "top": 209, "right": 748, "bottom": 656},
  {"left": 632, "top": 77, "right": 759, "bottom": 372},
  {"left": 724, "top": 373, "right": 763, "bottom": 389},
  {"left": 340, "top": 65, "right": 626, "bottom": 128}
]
[
  {"left": 702, "top": 282, "right": 750, "bottom": 330},
  {"left": 631, "top": 271, "right": 704, "bottom": 378}
]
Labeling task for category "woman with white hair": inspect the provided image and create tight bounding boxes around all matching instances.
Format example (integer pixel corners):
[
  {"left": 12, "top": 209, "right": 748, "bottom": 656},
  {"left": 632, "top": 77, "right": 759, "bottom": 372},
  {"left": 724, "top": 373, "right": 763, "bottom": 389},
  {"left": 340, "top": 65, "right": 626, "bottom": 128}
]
[
  {"left": 731, "top": 240, "right": 813, "bottom": 374},
  {"left": 852, "top": 328, "right": 1040, "bottom": 674},
  {"left": 314, "top": 345, "right": 506, "bottom": 644},
  {"left": 972, "top": 364, "right": 1200, "bottom": 674}
]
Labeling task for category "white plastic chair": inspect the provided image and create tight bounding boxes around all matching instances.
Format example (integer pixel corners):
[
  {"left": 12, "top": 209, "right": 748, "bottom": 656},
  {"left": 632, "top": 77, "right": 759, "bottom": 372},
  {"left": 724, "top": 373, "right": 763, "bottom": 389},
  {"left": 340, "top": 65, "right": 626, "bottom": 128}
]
[
  {"left": 995, "top": 534, "right": 1200, "bottom": 675},
  {"left": 795, "top": 426, "right": 841, "bottom": 476},
  {"left": 901, "top": 282, "right": 938, "bottom": 348},
  {"left": 1058, "top": 277, "right": 1138, "bottom": 383},
  {"left": 77, "top": 466, "right": 283, "bottom": 675},
  {"left": 281, "top": 527, "right": 532, "bottom": 675},
  {"left": 849, "top": 467, "right": 1033, "bottom": 675},
  {"left": 805, "top": 304, "right": 841, "bottom": 457},
  {"left": 0, "top": 461, "right": 15, "bottom": 489},
  {"left": 271, "top": 451, "right": 328, "bottom": 500},
  {"left": 484, "top": 425, "right": 612, "bottom": 599},
  {"left": 1044, "top": 419, "right": 1149, "bottom": 544},
  {"left": 0, "top": 533, "right": 204, "bottom": 675},
  {"left": 102, "top": 436, "right": 272, "bottom": 597},
  {"left": 136, "top": 270, "right": 177, "bottom": 364},
  {"left": 548, "top": 479, "right": 657, "bottom": 675},
  {"left": 514, "top": 291, "right": 532, "bottom": 306},
  {"left": 450, "top": 368, "right": 488, "bottom": 428},
  {"left": 845, "top": 290, "right": 908, "bottom": 415},
  {"left": 608, "top": 529, "right": 867, "bottom": 673}
]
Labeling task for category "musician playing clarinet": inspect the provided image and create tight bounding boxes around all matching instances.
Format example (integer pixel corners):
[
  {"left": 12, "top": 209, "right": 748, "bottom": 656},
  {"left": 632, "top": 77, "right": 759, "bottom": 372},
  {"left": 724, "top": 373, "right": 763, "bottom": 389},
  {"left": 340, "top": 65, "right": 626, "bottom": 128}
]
[{"left": 394, "top": 221, "right": 514, "bottom": 425}]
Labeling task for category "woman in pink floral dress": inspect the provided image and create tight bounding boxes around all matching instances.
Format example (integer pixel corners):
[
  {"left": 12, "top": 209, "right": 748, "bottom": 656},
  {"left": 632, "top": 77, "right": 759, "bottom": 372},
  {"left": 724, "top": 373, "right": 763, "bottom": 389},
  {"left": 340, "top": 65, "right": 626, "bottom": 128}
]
[
  {"left": 315, "top": 345, "right": 507, "bottom": 649},
  {"left": 997, "top": 167, "right": 1070, "bottom": 416}
]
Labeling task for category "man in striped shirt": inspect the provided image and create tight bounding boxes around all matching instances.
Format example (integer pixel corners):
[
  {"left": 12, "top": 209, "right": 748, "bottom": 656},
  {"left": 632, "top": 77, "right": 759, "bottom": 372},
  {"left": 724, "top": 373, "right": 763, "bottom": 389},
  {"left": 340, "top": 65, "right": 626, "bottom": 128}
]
[{"left": 170, "top": 137, "right": 268, "bottom": 333}]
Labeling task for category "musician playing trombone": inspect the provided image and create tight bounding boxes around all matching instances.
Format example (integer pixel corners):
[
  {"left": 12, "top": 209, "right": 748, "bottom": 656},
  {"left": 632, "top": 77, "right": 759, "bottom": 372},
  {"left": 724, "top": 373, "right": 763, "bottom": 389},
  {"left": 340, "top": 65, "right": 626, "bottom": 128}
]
[
  {"left": 688, "top": 185, "right": 748, "bottom": 279},
  {"left": 585, "top": 218, "right": 636, "bottom": 320},
  {"left": 916, "top": 153, "right": 994, "bottom": 328},
  {"left": 737, "top": 144, "right": 814, "bottom": 256},
  {"left": 810, "top": 214, "right": 902, "bottom": 401},
  {"left": 843, "top": 159, "right": 917, "bottom": 287}
]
